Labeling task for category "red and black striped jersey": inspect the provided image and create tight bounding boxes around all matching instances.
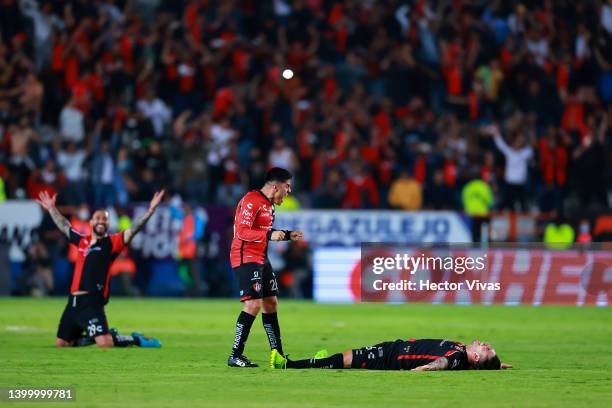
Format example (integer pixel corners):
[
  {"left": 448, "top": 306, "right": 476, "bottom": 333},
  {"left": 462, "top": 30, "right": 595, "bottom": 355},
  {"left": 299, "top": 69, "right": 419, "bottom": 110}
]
[
  {"left": 68, "top": 229, "right": 125, "bottom": 299},
  {"left": 395, "top": 339, "right": 469, "bottom": 370}
]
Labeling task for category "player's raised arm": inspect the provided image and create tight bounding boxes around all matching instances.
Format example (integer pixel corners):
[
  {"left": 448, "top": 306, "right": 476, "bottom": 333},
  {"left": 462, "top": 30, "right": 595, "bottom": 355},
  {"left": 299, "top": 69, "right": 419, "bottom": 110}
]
[
  {"left": 36, "top": 191, "right": 71, "bottom": 238},
  {"left": 410, "top": 357, "right": 449, "bottom": 372},
  {"left": 123, "top": 190, "right": 165, "bottom": 245}
]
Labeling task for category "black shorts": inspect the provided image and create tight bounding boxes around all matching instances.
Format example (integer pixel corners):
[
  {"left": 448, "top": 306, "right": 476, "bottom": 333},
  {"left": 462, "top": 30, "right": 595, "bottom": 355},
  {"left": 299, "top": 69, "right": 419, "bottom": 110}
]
[
  {"left": 351, "top": 340, "right": 403, "bottom": 370},
  {"left": 234, "top": 261, "right": 279, "bottom": 302},
  {"left": 56, "top": 294, "right": 109, "bottom": 342}
]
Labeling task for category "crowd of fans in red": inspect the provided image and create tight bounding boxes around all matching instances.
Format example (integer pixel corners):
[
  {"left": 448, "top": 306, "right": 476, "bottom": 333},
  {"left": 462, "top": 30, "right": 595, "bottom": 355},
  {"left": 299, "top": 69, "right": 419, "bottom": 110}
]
[{"left": 0, "top": 0, "right": 610, "bottom": 214}]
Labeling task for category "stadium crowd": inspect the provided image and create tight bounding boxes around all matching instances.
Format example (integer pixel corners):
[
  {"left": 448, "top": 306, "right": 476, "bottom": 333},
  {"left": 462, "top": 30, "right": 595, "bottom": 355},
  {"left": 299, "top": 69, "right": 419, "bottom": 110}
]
[
  {"left": 1, "top": 0, "right": 611, "bottom": 296},
  {"left": 1, "top": 0, "right": 610, "bottom": 212}
]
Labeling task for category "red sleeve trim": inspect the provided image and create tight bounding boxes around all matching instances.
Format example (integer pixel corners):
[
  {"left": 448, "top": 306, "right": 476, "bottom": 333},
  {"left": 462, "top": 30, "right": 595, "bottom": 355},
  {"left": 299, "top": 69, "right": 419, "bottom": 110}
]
[
  {"left": 397, "top": 354, "right": 441, "bottom": 360},
  {"left": 110, "top": 232, "right": 125, "bottom": 254}
]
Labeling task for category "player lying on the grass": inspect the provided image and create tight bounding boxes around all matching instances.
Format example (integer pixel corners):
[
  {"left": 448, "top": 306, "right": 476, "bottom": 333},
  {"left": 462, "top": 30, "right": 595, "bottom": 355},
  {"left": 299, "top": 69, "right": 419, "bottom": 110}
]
[
  {"left": 36, "top": 190, "right": 164, "bottom": 348},
  {"left": 271, "top": 338, "right": 513, "bottom": 371}
]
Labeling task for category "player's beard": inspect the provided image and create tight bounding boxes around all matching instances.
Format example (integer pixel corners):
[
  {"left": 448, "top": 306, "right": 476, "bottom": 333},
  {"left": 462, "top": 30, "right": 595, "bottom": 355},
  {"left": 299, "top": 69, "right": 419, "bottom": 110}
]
[
  {"left": 275, "top": 193, "right": 287, "bottom": 205},
  {"left": 94, "top": 223, "right": 108, "bottom": 237}
]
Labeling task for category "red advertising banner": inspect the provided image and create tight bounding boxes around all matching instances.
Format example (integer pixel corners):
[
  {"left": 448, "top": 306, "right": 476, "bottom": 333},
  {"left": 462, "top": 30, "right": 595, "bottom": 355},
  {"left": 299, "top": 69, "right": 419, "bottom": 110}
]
[{"left": 314, "top": 246, "right": 612, "bottom": 305}]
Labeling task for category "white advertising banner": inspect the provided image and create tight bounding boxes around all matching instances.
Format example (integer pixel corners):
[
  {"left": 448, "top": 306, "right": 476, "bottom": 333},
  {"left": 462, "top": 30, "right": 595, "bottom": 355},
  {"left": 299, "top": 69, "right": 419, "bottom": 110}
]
[
  {"left": 0, "top": 201, "right": 44, "bottom": 261},
  {"left": 275, "top": 210, "right": 472, "bottom": 246}
]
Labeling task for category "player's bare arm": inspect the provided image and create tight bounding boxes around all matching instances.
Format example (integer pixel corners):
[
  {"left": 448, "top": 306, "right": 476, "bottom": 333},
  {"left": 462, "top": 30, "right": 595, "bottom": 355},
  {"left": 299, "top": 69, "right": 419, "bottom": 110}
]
[
  {"left": 411, "top": 360, "right": 513, "bottom": 372},
  {"left": 123, "top": 190, "right": 165, "bottom": 245},
  {"left": 411, "top": 357, "right": 449, "bottom": 372},
  {"left": 36, "top": 191, "right": 71, "bottom": 238}
]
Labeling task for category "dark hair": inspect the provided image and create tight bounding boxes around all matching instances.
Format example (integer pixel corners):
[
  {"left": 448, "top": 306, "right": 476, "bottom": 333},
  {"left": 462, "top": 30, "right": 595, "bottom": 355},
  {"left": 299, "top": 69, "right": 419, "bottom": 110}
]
[
  {"left": 90, "top": 207, "right": 110, "bottom": 218},
  {"left": 265, "top": 167, "right": 292, "bottom": 183},
  {"left": 474, "top": 354, "right": 501, "bottom": 370}
]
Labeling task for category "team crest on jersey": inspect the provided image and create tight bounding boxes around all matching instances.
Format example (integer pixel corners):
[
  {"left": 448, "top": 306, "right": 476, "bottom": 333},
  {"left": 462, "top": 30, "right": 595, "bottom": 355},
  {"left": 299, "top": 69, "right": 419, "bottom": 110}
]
[{"left": 253, "top": 282, "right": 262, "bottom": 292}]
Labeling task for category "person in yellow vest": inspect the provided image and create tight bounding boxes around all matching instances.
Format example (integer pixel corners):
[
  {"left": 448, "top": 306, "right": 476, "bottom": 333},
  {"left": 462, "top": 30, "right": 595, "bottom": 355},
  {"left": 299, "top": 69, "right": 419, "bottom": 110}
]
[
  {"left": 388, "top": 170, "right": 422, "bottom": 210},
  {"left": 462, "top": 179, "right": 494, "bottom": 216},
  {"left": 462, "top": 176, "right": 494, "bottom": 243},
  {"left": 544, "top": 214, "right": 575, "bottom": 250},
  {"left": 0, "top": 176, "right": 6, "bottom": 203}
]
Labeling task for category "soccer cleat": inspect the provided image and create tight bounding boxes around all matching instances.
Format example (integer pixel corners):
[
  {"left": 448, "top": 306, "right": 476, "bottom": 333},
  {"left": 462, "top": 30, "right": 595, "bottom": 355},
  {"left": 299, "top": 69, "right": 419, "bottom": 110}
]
[
  {"left": 314, "top": 349, "right": 329, "bottom": 359},
  {"left": 228, "top": 354, "right": 259, "bottom": 367},
  {"left": 131, "top": 332, "right": 162, "bottom": 348},
  {"left": 270, "top": 348, "right": 287, "bottom": 369}
]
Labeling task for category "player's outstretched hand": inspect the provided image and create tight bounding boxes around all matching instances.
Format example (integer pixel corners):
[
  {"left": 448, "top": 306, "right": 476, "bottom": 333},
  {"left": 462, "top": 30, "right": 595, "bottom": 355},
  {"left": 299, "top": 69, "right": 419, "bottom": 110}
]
[
  {"left": 36, "top": 191, "right": 57, "bottom": 211},
  {"left": 410, "top": 366, "right": 428, "bottom": 372},
  {"left": 289, "top": 230, "right": 303, "bottom": 241},
  {"left": 501, "top": 363, "right": 513, "bottom": 369},
  {"left": 148, "top": 190, "right": 165, "bottom": 213}
]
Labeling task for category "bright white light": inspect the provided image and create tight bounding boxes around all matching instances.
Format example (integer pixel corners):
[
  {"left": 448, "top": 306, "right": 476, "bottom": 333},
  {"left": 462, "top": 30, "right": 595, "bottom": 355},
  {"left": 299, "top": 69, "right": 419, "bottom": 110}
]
[{"left": 282, "top": 69, "right": 294, "bottom": 79}]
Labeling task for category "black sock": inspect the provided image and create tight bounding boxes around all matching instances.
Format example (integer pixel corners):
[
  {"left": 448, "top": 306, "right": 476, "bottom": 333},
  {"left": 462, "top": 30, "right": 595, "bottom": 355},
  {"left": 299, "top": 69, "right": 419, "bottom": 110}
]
[
  {"left": 286, "top": 353, "right": 344, "bottom": 369},
  {"left": 231, "top": 311, "right": 256, "bottom": 357},
  {"left": 72, "top": 335, "right": 95, "bottom": 347},
  {"left": 262, "top": 312, "right": 283, "bottom": 355},
  {"left": 112, "top": 333, "right": 139, "bottom": 347}
]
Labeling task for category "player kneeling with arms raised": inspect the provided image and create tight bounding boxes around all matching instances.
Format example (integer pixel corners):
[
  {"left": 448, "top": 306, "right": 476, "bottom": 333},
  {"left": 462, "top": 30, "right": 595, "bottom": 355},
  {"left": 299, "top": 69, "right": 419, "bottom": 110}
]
[
  {"left": 271, "top": 338, "right": 512, "bottom": 371},
  {"left": 37, "top": 190, "right": 164, "bottom": 348}
]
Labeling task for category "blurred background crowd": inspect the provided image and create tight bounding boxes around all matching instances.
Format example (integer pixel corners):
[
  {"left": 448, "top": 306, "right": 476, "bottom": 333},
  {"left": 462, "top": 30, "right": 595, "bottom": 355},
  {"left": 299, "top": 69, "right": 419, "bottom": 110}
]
[{"left": 0, "top": 0, "right": 611, "bottom": 297}]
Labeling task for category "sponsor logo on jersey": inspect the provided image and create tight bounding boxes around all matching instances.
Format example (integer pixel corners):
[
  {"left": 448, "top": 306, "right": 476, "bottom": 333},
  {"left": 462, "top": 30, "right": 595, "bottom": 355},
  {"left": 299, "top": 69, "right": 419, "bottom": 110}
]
[{"left": 79, "top": 246, "right": 102, "bottom": 256}]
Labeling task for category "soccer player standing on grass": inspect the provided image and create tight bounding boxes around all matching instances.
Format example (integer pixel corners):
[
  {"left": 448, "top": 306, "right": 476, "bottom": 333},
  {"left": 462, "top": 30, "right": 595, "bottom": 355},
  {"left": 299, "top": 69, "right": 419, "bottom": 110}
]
[
  {"left": 36, "top": 190, "right": 165, "bottom": 348},
  {"left": 228, "top": 167, "right": 303, "bottom": 367}
]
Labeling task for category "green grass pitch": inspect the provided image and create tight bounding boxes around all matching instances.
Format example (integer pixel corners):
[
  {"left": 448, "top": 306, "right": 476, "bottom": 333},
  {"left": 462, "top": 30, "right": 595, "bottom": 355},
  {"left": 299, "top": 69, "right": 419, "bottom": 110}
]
[{"left": 1, "top": 298, "right": 611, "bottom": 407}]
